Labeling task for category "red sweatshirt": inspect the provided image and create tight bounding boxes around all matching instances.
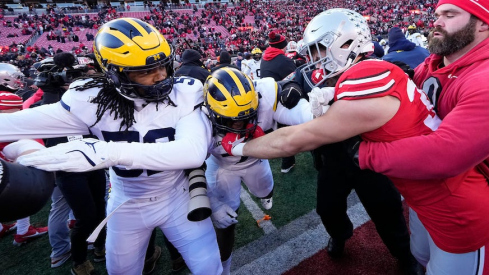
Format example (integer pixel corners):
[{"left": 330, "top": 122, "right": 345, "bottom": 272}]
[
  {"left": 358, "top": 38, "right": 489, "bottom": 253},
  {"left": 360, "top": 38, "right": 489, "bottom": 180}
]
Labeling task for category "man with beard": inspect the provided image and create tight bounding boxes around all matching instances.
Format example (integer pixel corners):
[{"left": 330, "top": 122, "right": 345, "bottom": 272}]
[{"left": 353, "top": 0, "right": 489, "bottom": 273}]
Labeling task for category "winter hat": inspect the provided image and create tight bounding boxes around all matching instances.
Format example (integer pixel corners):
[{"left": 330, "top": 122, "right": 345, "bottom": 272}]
[
  {"left": 437, "top": 0, "right": 489, "bottom": 25},
  {"left": 0, "top": 92, "right": 22, "bottom": 110},
  {"left": 388, "top": 27, "right": 416, "bottom": 53},
  {"left": 219, "top": 51, "right": 232, "bottom": 64},
  {"left": 237, "top": 52, "right": 243, "bottom": 57},
  {"left": 181, "top": 49, "right": 202, "bottom": 65},
  {"left": 268, "top": 31, "right": 288, "bottom": 49}
]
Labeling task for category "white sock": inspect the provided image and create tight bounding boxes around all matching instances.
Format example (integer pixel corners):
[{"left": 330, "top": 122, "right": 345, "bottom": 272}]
[
  {"left": 221, "top": 254, "right": 232, "bottom": 275},
  {"left": 16, "top": 217, "right": 30, "bottom": 235}
]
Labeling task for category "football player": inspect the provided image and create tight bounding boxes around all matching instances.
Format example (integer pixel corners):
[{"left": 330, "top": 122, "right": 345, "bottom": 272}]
[
  {"left": 405, "top": 25, "right": 425, "bottom": 48},
  {"left": 0, "top": 18, "right": 222, "bottom": 275},
  {"left": 242, "top": 48, "right": 262, "bottom": 80},
  {"left": 222, "top": 8, "right": 489, "bottom": 274},
  {"left": 203, "top": 67, "right": 312, "bottom": 275}
]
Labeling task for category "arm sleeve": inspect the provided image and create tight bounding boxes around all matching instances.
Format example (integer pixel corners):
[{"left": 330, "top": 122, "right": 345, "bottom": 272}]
[
  {"left": 22, "top": 88, "right": 44, "bottom": 109},
  {"left": 116, "top": 108, "right": 213, "bottom": 171},
  {"left": 0, "top": 102, "right": 90, "bottom": 142},
  {"left": 274, "top": 98, "right": 312, "bottom": 125},
  {"left": 359, "top": 83, "right": 489, "bottom": 180}
]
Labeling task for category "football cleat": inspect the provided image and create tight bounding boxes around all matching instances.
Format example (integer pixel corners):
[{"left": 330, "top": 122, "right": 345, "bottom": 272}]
[
  {"left": 13, "top": 225, "right": 48, "bottom": 246},
  {"left": 0, "top": 222, "right": 17, "bottom": 238}
]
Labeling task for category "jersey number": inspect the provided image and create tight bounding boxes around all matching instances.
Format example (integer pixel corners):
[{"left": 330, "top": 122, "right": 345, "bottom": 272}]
[
  {"left": 422, "top": 76, "right": 442, "bottom": 112},
  {"left": 407, "top": 80, "right": 440, "bottom": 131},
  {"left": 101, "top": 128, "right": 176, "bottom": 177}
]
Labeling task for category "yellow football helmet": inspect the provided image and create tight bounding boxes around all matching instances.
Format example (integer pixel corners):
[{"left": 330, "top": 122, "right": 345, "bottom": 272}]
[
  {"left": 93, "top": 18, "right": 174, "bottom": 101},
  {"left": 251, "top": 47, "right": 262, "bottom": 61},
  {"left": 204, "top": 67, "right": 259, "bottom": 135}
]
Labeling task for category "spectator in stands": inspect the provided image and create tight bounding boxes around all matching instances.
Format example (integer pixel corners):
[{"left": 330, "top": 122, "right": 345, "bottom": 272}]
[
  {"left": 211, "top": 51, "right": 238, "bottom": 72},
  {"left": 383, "top": 27, "right": 430, "bottom": 69},
  {"left": 174, "top": 49, "right": 211, "bottom": 85},
  {"left": 86, "top": 33, "right": 94, "bottom": 41}
]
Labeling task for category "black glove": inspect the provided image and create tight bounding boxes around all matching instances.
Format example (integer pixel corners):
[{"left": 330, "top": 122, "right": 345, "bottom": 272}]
[
  {"left": 342, "top": 135, "right": 362, "bottom": 167},
  {"left": 278, "top": 80, "right": 304, "bottom": 109},
  {"left": 388, "top": 61, "right": 415, "bottom": 79}
]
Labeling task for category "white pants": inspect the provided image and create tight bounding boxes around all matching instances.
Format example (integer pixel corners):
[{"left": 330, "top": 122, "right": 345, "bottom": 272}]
[
  {"left": 410, "top": 208, "right": 488, "bottom": 275},
  {"left": 105, "top": 182, "right": 222, "bottom": 275},
  {"left": 206, "top": 156, "right": 274, "bottom": 211}
]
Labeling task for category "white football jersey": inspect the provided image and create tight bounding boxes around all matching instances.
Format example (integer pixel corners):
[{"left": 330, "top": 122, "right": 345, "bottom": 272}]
[
  {"left": 0, "top": 76, "right": 212, "bottom": 199},
  {"left": 242, "top": 59, "right": 261, "bottom": 80},
  {"left": 209, "top": 77, "right": 312, "bottom": 170}
]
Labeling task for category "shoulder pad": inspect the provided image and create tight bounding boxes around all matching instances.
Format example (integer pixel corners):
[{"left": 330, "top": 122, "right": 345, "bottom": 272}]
[
  {"left": 336, "top": 60, "right": 405, "bottom": 100},
  {"left": 171, "top": 76, "right": 204, "bottom": 109}
]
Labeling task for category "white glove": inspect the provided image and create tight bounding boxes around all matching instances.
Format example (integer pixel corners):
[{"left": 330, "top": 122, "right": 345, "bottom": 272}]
[
  {"left": 211, "top": 204, "right": 238, "bottom": 229},
  {"left": 3, "top": 139, "right": 45, "bottom": 161},
  {"left": 17, "top": 138, "right": 120, "bottom": 172},
  {"left": 308, "top": 87, "right": 335, "bottom": 118}
]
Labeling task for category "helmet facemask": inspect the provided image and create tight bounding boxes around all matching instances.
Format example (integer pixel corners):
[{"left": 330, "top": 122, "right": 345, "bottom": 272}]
[
  {"left": 302, "top": 32, "right": 362, "bottom": 88},
  {"left": 207, "top": 105, "right": 259, "bottom": 137},
  {"left": 109, "top": 48, "right": 175, "bottom": 102},
  {"left": 299, "top": 9, "right": 374, "bottom": 89}
]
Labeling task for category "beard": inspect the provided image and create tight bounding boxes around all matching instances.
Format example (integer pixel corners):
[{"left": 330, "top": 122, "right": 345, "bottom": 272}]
[{"left": 428, "top": 17, "right": 477, "bottom": 56}]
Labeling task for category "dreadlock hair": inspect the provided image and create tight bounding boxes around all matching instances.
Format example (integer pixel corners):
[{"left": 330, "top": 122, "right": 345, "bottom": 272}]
[{"left": 74, "top": 75, "right": 136, "bottom": 131}]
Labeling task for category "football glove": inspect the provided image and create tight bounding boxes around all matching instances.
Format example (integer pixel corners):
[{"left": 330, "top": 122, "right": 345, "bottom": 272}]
[
  {"left": 221, "top": 133, "right": 245, "bottom": 156},
  {"left": 211, "top": 203, "right": 238, "bottom": 229},
  {"left": 279, "top": 81, "right": 304, "bottom": 109},
  {"left": 246, "top": 124, "right": 264, "bottom": 140},
  {"left": 17, "top": 138, "right": 122, "bottom": 172},
  {"left": 342, "top": 135, "right": 362, "bottom": 167},
  {"left": 308, "top": 87, "right": 335, "bottom": 118}
]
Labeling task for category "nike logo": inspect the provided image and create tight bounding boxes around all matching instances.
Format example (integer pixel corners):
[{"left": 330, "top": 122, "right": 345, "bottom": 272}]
[
  {"left": 67, "top": 150, "right": 96, "bottom": 166},
  {"left": 84, "top": 141, "right": 98, "bottom": 153},
  {"left": 311, "top": 27, "right": 321, "bottom": 33}
]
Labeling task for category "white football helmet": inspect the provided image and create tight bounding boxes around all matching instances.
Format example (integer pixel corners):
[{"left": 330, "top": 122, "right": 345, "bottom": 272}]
[
  {"left": 300, "top": 8, "right": 374, "bottom": 88},
  {"left": 0, "top": 63, "right": 24, "bottom": 90},
  {"left": 286, "top": 41, "right": 298, "bottom": 52}
]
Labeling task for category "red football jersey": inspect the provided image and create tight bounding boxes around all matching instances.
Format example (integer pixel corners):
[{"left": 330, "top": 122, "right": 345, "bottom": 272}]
[
  {"left": 335, "top": 60, "right": 489, "bottom": 253},
  {"left": 335, "top": 60, "right": 440, "bottom": 142}
]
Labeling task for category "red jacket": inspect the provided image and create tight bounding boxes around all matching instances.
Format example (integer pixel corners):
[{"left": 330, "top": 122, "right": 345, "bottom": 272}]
[{"left": 360, "top": 38, "right": 489, "bottom": 180}]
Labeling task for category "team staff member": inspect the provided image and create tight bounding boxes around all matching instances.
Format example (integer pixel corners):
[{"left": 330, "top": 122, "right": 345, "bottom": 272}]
[
  {"left": 221, "top": 8, "right": 489, "bottom": 274},
  {"left": 0, "top": 18, "right": 222, "bottom": 275},
  {"left": 356, "top": 0, "right": 489, "bottom": 273}
]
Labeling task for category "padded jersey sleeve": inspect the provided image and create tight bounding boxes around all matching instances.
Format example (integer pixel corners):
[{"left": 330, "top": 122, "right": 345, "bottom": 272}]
[
  {"left": 116, "top": 77, "right": 213, "bottom": 170},
  {"left": 0, "top": 99, "right": 90, "bottom": 142},
  {"left": 335, "top": 60, "right": 404, "bottom": 102},
  {"left": 274, "top": 98, "right": 312, "bottom": 126},
  {"left": 359, "top": 73, "right": 489, "bottom": 179}
]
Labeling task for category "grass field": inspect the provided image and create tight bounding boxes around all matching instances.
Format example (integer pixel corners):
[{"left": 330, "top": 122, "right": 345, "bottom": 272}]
[{"left": 0, "top": 152, "right": 318, "bottom": 274}]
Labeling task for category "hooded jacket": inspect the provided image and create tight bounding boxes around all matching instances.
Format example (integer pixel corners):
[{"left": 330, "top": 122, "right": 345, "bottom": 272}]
[
  {"left": 359, "top": 37, "right": 489, "bottom": 253},
  {"left": 382, "top": 27, "right": 429, "bottom": 69},
  {"left": 174, "top": 49, "right": 210, "bottom": 85},
  {"left": 361, "top": 37, "right": 489, "bottom": 180},
  {"left": 260, "top": 47, "right": 296, "bottom": 81}
]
